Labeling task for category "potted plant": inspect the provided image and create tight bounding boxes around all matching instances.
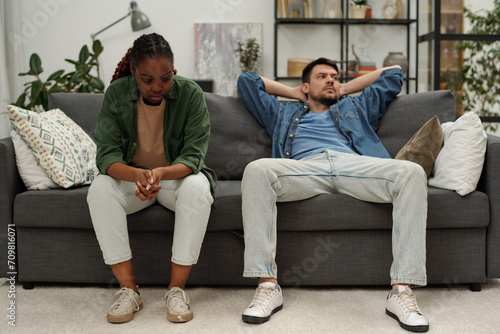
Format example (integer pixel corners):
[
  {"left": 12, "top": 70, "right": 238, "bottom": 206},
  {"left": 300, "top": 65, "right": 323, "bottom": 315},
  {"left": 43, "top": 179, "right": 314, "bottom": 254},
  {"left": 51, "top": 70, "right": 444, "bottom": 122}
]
[
  {"left": 443, "top": 1, "right": 499, "bottom": 132},
  {"left": 15, "top": 40, "right": 105, "bottom": 111},
  {"left": 235, "top": 37, "right": 261, "bottom": 74},
  {"left": 350, "top": 0, "right": 368, "bottom": 19}
]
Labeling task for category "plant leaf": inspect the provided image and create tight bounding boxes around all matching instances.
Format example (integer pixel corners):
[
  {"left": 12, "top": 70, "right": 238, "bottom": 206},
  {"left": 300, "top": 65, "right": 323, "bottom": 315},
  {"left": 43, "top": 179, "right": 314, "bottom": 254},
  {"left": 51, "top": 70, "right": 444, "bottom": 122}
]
[
  {"left": 92, "top": 39, "right": 104, "bottom": 55},
  {"left": 78, "top": 84, "right": 90, "bottom": 93},
  {"left": 71, "top": 71, "right": 84, "bottom": 84},
  {"left": 15, "top": 93, "right": 27, "bottom": 108},
  {"left": 29, "top": 53, "right": 43, "bottom": 75},
  {"left": 89, "top": 76, "right": 105, "bottom": 91},
  {"left": 40, "top": 90, "right": 49, "bottom": 111},
  {"left": 47, "top": 69, "right": 65, "bottom": 81},
  {"left": 65, "top": 59, "right": 78, "bottom": 66},
  {"left": 30, "top": 80, "right": 43, "bottom": 102},
  {"left": 79, "top": 45, "right": 90, "bottom": 64}
]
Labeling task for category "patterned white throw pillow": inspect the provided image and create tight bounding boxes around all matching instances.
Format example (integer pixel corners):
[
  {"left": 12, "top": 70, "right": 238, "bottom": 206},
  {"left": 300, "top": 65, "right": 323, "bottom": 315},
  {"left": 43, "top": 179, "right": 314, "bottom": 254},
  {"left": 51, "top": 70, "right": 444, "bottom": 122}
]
[{"left": 8, "top": 105, "right": 98, "bottom": 188}]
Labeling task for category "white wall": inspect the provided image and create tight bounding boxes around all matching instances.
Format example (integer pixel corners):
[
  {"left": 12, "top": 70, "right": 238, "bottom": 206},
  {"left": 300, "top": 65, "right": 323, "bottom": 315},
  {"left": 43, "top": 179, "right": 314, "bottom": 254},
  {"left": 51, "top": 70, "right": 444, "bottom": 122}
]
[
  {"left": 5, "top": 0, "right": 495, "bottom": 99},
  {"left": 9, "top": 0, "right": 274, "bottom": 97}
]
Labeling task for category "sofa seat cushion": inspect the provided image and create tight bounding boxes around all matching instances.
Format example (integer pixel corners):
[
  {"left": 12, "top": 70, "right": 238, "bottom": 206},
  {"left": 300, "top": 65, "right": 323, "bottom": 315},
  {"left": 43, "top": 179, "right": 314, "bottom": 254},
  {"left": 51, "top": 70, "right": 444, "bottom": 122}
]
[
  {"left": 275, "top": 187, "right": 489, "bottom": 231},
  {"left": 14, "top": 180, "right": 489, "bottom": 232},
  {"left": 14, "top": 186, "right": 93, "bottom": 229},
  {"left": 12, "top": 181, "right": 244, "bottom": 231}
]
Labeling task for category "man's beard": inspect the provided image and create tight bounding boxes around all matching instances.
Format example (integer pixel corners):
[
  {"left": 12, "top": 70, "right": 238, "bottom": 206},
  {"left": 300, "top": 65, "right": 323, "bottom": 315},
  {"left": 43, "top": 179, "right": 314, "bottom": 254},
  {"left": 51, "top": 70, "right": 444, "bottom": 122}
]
[
  {"left": 310, "top": 90, "right": 339, "bottom": 107},
  {"left": 316, "top": 96, "right": 339, "bottom": 106}
]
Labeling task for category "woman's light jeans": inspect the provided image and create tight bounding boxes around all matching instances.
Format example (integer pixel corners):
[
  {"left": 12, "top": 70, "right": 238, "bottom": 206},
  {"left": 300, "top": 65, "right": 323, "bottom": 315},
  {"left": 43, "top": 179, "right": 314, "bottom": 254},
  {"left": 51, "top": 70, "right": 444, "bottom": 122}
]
[
  {"left": 87, "top": 173, "right": 213, "bottom": 266},
  {"left": 242, "top": 150, "right": 427, "bottom": 286}
]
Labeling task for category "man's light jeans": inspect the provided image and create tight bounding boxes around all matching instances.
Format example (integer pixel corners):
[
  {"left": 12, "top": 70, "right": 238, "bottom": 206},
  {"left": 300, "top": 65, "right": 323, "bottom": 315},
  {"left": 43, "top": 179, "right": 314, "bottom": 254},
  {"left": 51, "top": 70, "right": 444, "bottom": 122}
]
[
  {"left": 242, "top": 150, "right": 427, "bottom": 286},
  {"left": 87, "top": 173, "right": 213, "bottom": 266}
]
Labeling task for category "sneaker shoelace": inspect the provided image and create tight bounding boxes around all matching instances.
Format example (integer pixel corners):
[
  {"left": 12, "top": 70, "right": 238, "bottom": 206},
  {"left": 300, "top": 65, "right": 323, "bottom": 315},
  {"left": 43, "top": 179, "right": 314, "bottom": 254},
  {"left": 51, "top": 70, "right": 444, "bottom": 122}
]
[
  {"left": 249, "top": 285, "right": 275, "bottom": 308},
  {"left": 164, "top": 288, "right": 190, "bottom": 311},
  {"left": 110, "top": 288, "right": 141, "bottom": 312},
  {"left": 397, "top": 290, "right": 422, "bottom": 315}
]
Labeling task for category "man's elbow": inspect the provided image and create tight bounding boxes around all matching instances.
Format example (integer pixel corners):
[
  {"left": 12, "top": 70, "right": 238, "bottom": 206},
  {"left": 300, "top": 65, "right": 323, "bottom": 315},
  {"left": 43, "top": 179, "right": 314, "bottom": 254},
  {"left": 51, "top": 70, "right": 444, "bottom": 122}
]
[{"left": 386, "top": 65, "right": 402, "bottom": 70}]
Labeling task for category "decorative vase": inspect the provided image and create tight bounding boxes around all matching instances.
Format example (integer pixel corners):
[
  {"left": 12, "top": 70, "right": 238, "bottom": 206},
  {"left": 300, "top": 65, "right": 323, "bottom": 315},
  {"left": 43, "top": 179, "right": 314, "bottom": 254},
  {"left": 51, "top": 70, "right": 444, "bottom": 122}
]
[
  {"left": 349, "top": 5, "right": 366, "bottom": 19},
  {"left": 382, "top": 0, "right": 397, "bottom": 19},
  {"left": 322, "top": 0, "right": 343, "bottom": 18},
  {"left": 383, "top": 52, "right": 408, "bottom": 74},
  {"left": 395, "top": 0, "right": 404, "bottom": 19}
]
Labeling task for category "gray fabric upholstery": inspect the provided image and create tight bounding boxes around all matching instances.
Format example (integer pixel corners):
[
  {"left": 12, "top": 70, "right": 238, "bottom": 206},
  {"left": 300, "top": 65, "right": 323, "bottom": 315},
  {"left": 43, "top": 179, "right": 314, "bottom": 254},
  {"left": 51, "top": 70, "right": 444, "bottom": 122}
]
[
  {"left": 378, "top": 90, "right": 456, "bottom": 157},
  {"left": 49, "top": 93, "right": 104, "bottom": 138},
  {"left": 0, "top": 138, "right": 25, "bottom": 276},
  {"left": 2, "top": 90, "right": 500, "bottom": 289},
  {"left": 204, "top": 93, "right": 271, "bottom": 180},
  {"left": 13, "top": 184, "right": 489, "bottom": 232},
  {"left": 479, "top": 134, "right": 500, "bottom": 277}
]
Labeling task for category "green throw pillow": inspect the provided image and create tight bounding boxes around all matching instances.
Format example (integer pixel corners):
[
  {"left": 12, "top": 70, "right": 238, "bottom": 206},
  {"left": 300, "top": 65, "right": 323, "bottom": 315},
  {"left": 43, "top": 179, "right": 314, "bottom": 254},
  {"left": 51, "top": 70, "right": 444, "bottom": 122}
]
[{"left": 395, "top": 115, "right": 444, "bottom": 178}]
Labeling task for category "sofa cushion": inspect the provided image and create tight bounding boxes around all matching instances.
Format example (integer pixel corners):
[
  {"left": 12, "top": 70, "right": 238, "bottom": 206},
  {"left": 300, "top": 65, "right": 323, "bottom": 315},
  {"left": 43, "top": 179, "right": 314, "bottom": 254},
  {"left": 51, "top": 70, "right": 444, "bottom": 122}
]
[
  {"left": 395, "top": 115, "right": 443, "bottom": 178},
  {"left": 378, "top": 90, "right": 456, "bottom": 157},
  {"left": 10, "top": 130, "right": 60, "bottom": 190},
  {"left": 14, "top": 184, "right": 489, "bottom": 231},
  {"left": 204, "top": 92, "right": 271, "bottom": 180},
  {"left": 274, "top": 187, "right": 489, "bottom": 231},
  {"left": 8, "top": 106, "right": 98, "bottom": 188},
  {"left": 429, "top": 112, "right": 487, "bottom": 196}
]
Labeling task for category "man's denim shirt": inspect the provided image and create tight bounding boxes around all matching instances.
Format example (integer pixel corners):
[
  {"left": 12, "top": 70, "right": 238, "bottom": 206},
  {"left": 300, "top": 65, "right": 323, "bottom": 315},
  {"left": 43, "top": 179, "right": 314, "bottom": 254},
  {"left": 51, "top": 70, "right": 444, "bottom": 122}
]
[{"left": 237, "top": 68, "right": 403, "bottom": 159}]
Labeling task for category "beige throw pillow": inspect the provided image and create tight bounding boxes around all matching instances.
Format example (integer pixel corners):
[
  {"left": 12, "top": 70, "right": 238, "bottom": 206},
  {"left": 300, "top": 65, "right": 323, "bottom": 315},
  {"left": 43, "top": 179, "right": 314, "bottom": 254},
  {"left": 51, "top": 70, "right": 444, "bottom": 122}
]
[{"left": 395, "top": 115, "right": 444, "bottom": 178}]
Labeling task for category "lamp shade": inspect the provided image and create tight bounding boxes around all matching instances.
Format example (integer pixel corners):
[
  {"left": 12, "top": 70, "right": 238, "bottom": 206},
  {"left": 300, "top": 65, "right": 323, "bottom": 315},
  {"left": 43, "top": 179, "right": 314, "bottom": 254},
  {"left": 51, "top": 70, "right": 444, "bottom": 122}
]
[
  {"left": 90, "top": 1, "right": 151, "bottom": 40},
  {"left": 130, "top": 2, "right": 151, "bottom": 32}
]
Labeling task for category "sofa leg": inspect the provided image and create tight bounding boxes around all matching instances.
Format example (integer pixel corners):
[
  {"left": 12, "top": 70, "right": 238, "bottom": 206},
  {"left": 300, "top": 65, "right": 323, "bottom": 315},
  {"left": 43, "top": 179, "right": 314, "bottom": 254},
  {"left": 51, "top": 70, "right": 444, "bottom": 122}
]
[
  {"left": 469, "top": 283, "right": 481, "bottom": 292},
  {"left": 22, "top": 282, "right": 34, "bottom": 290}
]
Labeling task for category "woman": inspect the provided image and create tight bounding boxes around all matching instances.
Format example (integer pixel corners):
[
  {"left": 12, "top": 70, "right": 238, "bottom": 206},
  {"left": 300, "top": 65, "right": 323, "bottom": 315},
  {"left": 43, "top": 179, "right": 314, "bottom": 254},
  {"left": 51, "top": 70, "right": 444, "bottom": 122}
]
[{"left": 87, "top": 33, "right": 216, "bottom": 324}]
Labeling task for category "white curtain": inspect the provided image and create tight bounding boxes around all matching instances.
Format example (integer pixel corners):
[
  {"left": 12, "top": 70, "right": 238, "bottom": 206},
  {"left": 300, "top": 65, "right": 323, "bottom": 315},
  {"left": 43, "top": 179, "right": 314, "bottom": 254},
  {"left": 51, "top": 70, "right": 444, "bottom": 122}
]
[{"left": 0, "top": 0, "right": 24, "bottom": 139}]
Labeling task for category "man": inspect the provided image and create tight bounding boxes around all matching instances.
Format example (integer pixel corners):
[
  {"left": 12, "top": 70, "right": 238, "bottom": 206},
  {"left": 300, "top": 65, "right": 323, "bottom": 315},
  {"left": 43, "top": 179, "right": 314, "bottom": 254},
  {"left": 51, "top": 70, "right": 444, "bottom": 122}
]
[{"left": 237, "top": 58, "right": 429, "bottom": 332}]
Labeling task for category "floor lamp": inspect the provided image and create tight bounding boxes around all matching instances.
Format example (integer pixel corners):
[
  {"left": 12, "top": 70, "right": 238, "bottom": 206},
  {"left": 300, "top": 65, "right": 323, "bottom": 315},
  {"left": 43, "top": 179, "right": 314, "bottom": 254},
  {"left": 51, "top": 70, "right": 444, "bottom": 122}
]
[
  {"left": 90, "top": 1, "right": 151, "bottom": 79},
  {"left": 91, "top": 1, "right": 151, "bottom": 42}
]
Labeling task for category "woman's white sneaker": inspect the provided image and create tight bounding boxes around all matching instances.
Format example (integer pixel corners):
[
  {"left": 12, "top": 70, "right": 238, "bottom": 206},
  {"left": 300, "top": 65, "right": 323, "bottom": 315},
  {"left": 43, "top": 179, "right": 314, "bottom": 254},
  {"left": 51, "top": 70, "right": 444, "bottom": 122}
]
[
  {"left": 164, "top": 287, "right": 193, "bottom": 323},
  {"left": 242, "top": 282, "right": 283, "bottom": 324},
  {"left": 107, "top": 287, "right": 143, "bottom": 323},
  {"left": 386, "top": 285, "right": 429, "bottom": 332}
]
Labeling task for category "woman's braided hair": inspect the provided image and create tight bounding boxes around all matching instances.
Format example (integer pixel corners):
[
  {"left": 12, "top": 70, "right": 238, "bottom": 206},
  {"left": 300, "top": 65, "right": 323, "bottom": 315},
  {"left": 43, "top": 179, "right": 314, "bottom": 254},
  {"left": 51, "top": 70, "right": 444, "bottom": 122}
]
[{"left": 110, "top": 33, "right": 174, "bottom": 83}]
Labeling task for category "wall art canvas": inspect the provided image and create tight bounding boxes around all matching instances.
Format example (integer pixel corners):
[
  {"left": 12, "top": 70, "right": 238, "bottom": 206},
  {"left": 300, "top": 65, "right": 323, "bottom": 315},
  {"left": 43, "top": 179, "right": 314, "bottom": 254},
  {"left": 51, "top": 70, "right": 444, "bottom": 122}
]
[{"left": 194, "top": 23, "right": 263, "bottom": 96}]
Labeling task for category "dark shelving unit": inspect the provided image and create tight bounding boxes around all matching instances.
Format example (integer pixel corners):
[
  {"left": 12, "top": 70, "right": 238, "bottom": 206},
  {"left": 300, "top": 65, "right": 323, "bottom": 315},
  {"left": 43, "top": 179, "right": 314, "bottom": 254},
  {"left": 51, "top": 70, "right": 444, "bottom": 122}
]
[{"left": 274, "top": 0, "right": 418, "bottom": 94}]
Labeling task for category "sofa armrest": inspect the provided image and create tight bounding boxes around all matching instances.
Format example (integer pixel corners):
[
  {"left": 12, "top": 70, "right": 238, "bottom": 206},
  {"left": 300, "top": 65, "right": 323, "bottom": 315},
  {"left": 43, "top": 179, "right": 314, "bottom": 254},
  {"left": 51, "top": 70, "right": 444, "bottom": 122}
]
[
  {"left": 0, "top": 137, "right": 26, "bottom": 277},
  {"left": 478, "top": 134, "right": 500, "bottom": 278}
]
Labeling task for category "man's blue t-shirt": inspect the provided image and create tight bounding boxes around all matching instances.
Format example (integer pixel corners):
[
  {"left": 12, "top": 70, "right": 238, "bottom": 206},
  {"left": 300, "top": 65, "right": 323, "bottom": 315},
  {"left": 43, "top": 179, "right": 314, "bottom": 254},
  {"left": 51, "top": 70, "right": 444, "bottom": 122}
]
[{"left": 292, "top": 110, "right": 354, "bottom": 160}]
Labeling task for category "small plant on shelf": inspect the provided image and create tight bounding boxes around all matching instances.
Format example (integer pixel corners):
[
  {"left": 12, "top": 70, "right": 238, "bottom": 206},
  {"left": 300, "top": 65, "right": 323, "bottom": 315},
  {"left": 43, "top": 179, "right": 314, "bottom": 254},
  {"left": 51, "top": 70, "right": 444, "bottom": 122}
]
[
  {"left": 351, "top": 0, "right": 368, "bottom": 6},
  {"left": 350, "top": 0, "right": 368, "bottom": 19}
]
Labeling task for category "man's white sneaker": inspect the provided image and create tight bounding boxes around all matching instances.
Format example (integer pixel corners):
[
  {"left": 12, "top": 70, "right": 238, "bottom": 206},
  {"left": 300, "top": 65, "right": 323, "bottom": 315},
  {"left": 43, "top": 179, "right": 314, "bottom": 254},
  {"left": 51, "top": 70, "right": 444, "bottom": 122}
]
[
  {"left": 107, "top": 287, "right": 143, "bottom": 323},
  {"left": 242, "top": 282, "right": 283, "bottom": 324},
  {"left": 386, "top": 285, "right": 429, "bottom": 332},
  {"left": 164, "top": 287, "right": 193, "bottom": 323}
]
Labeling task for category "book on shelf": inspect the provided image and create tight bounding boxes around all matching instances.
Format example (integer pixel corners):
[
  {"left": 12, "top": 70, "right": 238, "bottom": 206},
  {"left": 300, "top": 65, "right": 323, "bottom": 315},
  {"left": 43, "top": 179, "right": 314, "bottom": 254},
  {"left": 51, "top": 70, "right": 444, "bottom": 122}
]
[
  {"left": 277, "top": 0, "right": 285, "bottom": 18},
  {"left": 277, "top": 0, "right": 320, "bottom": 19},
  {"left": 353, "top": 66, "right": 378, "bottom": 78}
]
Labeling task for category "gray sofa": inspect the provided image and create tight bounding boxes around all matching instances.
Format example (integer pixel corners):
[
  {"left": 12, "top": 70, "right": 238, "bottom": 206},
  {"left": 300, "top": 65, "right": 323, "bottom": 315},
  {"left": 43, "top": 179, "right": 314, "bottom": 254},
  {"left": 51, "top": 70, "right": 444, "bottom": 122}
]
[{"left": 1, "top": 90, "right": 500, "bottom": 291}]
